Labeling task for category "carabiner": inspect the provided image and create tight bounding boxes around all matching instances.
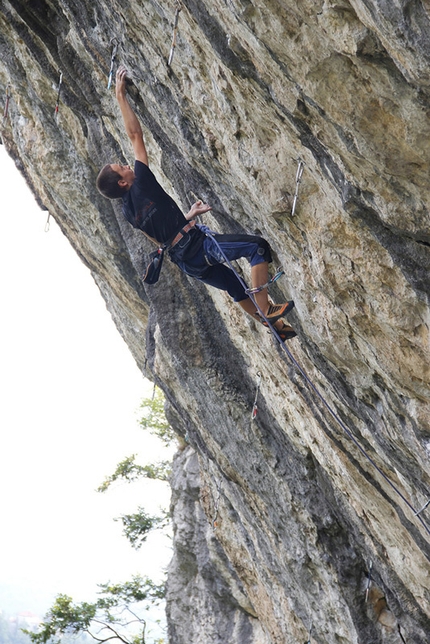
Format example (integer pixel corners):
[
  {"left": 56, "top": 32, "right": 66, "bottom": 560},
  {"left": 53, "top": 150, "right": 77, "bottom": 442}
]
[
  {"left": 54, "top": 71, "right": 63, "bottom": 118},
  {"left": 291, "top": 159, "right": 304, "bottom": 216},
  {"left": 251, "top": 372, "right": 262, "bottom": 420},
  {"left": 107, "top": 38, "right": 119, "bottom": 89},
  {"left": 245, "top": 268, "right": 285, "bottom": 295},
  {"left": 167, "top": 3, "right": 182, "bottom": 66}
]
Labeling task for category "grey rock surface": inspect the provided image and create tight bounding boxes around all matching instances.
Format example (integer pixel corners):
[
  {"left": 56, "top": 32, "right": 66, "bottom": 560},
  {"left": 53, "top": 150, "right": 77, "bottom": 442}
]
[
  {"left": 167, "top": 446, "right": 269, "bottom": 643},
  {"left": 1, "top": 1, "right": 429, "bottom": 642}
]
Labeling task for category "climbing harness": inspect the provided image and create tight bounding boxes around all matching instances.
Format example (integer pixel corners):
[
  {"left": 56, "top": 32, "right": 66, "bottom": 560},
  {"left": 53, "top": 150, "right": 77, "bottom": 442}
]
[
  {"left": 365, "top": 561, "right": 372, "bottom": 602},
  {"left": 167, "top": 3, "right": 182, "bottom": 66},
  {"left": 54, "top": 71, "right": 63, "bottom": 118},
  {"left": 245, "top": 268, "right": 284, "bottom": 295},
  {"left": 251, "top": 372, "right": 262, "bottom": 420},
  {"left": 203, "top": 230, "right": 430, "bottom": 538},
  {"left": 291, "top": 159, "right": 304, "bottom": 216},
  {"left": 3, "top": 84, "right": 10, "bottom": 123},
  {"left": 414, "top": 497, "right": 430, "bottom": 516},
  {"left": 107, "top": 38, "right": 119, "bottom": 89}
]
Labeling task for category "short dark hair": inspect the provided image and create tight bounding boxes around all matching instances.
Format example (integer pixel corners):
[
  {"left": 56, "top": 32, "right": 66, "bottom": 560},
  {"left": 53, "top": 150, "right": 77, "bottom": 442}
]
[{"left": 96, "top": 164, "right": 127, "bottom": 199}]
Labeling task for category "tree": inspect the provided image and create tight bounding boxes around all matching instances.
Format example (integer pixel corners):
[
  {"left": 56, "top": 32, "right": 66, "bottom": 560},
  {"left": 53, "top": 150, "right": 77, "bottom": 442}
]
[
  {"left": 114, "top": 507, "right": 169, "bottom": 550},
  {"left": 23, "top": 388, "right": 173, "bottom": 644},
  {"left": 97, "top": 388, "right": 176, "bottom": 494},
  {"left": 96, "top": 387, "right": 174, "bottom": 550},
  {"left": 22, "top": 577, "right": 166, "bottom": 644},
  {"left": 138, "top": 388, "right": 176, "bottom": 447},
  {"left": 96, "top": 456, "right": 171, "bottom": 492}
]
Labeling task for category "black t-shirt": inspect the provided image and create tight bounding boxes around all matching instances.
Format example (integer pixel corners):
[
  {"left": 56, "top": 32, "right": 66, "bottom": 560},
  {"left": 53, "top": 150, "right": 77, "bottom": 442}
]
[{"left": 122, "top": 161, "right": 188, "bottom": 244}]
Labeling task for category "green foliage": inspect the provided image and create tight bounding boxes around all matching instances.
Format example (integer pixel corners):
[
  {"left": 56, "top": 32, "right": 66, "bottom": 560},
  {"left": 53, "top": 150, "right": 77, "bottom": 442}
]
[
  {"left": 115, "top": 508, "right": 169, "bottom": 550},
  {"left": 97, "top": 577, "right": 165, "bottom": 605},
  {"left": 138, "top": 388, "right": 176, "bottom": 447},
  {"left": 21, "top": 391, "right": 172, "bottom": 644},
  {"left": 97, "top": 455, "right": 171, "bottom": 493},
  {"left": 97, "top": 388, "right": 175, "bottom": 495},
  {"left": 23, "top": 595, "right": 96, "bottom": 644},
  {"left": 22, "top": 576, "right": 165, "bottom": 644}
]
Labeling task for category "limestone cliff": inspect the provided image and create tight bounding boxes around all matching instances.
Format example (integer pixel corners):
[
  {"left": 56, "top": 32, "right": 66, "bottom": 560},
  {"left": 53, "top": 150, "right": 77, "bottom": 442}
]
[{"left": 1, "top": 1, "right": 429, "bottom": 642}]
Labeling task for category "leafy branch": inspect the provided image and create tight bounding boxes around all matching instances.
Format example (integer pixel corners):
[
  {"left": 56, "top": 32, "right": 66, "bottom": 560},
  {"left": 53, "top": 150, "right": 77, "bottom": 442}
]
[
  {"left": 97, "top": 388, "right": 175, "bottom": 494},
  {"left": 97, "top": 456, "right": 171, "bottom": 492},
  {"left": 23, "top": 576, "right": 166, "bottom": 644},
  {"left": 114, "top": 507, "right": 170, "bottom": 550},
  {"left": 138, "top": 388, "right": 176, "bottom": 447},
  {"left": 23, "top": 389, "right": 174, "bottom": 644}
]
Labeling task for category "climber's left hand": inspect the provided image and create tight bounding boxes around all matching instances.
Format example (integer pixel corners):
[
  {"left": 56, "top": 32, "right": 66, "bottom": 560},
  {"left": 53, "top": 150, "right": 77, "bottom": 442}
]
[{"left": 185, "top": 200, "right": 212, "bottom": 220}]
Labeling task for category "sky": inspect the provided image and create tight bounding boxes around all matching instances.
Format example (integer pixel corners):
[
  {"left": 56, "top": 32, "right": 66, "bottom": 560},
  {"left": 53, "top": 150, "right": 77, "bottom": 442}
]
[{"left": 0, "top": 144, "right": 172, "bottom": 624}]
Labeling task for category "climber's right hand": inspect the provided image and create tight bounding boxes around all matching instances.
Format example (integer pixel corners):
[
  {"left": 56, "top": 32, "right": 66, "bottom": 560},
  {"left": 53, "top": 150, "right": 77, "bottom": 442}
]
[{"left": 115, "top": 65, "right": 128, "bottom": 100}]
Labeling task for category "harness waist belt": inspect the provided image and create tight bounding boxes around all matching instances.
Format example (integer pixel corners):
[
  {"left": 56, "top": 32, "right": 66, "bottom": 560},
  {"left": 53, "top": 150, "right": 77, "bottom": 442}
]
[{"left": 169, "top": 220, "right": 196, "bottom": 249}]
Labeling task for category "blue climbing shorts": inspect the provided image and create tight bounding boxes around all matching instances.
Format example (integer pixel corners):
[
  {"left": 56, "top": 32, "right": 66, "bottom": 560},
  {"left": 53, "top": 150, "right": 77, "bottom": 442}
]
[
  {"left": 203, "top": 233, "right": 272, "bottom": 267},
  {"left": 170, "top": 231, "right": 272, "bottom": 302}
]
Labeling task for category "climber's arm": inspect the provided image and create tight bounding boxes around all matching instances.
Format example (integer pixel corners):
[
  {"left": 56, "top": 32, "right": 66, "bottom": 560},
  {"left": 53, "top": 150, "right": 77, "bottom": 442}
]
[{"left": 115, "top": 66, "right": 149, "bottom": 166}]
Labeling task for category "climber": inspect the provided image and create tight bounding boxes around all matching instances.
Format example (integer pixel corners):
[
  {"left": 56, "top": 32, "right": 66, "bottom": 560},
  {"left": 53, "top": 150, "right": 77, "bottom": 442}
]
[{"left": 96, "top": 66, "right": 296, "bottom": 341}]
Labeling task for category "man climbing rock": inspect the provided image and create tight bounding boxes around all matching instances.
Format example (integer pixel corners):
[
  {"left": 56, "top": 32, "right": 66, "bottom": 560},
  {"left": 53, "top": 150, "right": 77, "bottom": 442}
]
[{"left": 96, "top": 66, "right": 296, "bottom": 341}]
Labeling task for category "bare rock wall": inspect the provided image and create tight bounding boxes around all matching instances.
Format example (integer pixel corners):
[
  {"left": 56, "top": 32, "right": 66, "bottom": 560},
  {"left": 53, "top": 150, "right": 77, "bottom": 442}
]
[{"left": 1, "top": 1, "right": 429, "bottom": 643}]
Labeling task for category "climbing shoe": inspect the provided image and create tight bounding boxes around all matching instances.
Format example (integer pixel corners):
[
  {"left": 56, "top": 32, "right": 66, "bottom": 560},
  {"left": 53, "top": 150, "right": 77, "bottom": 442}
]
[
  {"left": 276, "top": 323, "right": 297, "bottom": 342},
  {"left": 258, "top": 300, "right": 295, "bottom": 324}
]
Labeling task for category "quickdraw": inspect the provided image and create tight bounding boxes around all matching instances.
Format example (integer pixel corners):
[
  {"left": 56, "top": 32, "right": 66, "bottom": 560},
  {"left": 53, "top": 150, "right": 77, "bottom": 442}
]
[
  {"left": 414, "top": 497, "right": 430, "bottom": 516},
  {"left": 3, "top": 84, "right": 11, "bottom": 123},
  {"left": 107, "top": 38, "right": 119, "bottom": 89},
  {"left": 365, "top": 560, "right": 373, "bottom": 602},
  {"left": 54, "top": 71, "right": 63, "bottom": 118},
  {"left": 245, "top": 268, "right": 284, "bottom": 295},
  {"left": 291, "top": 158, "right": 304, "bottom": 216},
  {"left": 251, "top": 371, "right": 262, "bottom": 420},
  {"left": 204, "top": 230, "right": 430, "bottom": 539},
  {"left": 167, "top": 3, "right": 182, "bottom": 66}
]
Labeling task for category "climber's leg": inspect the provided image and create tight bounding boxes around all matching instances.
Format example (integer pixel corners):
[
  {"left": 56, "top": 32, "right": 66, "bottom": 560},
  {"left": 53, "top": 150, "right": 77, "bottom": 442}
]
[
  {"left": 203, "top": 233, "right": 294, "bottom": 322},
  {"left": 238, "top": 297, "right": 284, "bottom": 331}
]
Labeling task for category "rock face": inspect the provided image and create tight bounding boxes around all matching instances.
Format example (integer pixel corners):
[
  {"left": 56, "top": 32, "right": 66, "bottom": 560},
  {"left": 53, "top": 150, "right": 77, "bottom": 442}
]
[{"left": 1, "top": 1, "right": 429, "bottom": 642}]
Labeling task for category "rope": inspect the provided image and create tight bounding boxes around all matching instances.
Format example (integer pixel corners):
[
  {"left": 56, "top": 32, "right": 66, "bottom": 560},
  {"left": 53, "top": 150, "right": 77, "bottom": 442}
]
[{"left": 204, "top": 231, "right": 430, "bottom": 538}]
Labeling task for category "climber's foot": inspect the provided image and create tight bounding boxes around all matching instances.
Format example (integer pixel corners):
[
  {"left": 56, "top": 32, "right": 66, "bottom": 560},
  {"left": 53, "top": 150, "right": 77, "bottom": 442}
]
[
  {"left": 258, "top": 301, "right": 295, "bottom": 324},
  {"left": 276, "top": 323, "right": 297, "bottom": 342}
]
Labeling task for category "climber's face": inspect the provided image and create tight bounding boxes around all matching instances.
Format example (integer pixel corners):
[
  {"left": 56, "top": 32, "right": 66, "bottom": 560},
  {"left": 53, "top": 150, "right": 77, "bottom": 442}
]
[{"left": 111, "top": 163, "right": 135, "bottom": 189}]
